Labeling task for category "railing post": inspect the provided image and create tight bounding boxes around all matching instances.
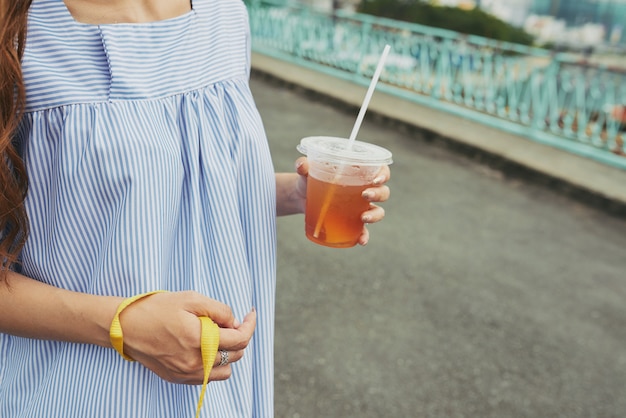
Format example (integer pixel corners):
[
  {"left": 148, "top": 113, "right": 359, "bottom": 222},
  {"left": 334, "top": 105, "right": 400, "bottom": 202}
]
[{"left": 355, "top": 20, "right": 372, "bottom": 79}]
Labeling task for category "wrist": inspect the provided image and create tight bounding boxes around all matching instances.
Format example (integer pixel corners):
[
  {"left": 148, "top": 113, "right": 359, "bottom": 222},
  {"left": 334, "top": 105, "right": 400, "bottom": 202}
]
[
  {"left": 276, "top": 172, "right": 305, "bottom": 216},
  {"left": 66, "top": 292, "right": 125, "bottom": 348},
  {"left": 0, "top": 273, "right": 125, "bottom": 347},
  {"left": 109, "top": 290, "right": 167, "bottom": 360}
]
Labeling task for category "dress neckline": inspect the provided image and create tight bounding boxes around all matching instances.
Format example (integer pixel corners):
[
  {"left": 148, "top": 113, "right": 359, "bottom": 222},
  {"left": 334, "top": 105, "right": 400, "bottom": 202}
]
[{"left": 59, "top": 0, "right": 195, "bottom": 27}]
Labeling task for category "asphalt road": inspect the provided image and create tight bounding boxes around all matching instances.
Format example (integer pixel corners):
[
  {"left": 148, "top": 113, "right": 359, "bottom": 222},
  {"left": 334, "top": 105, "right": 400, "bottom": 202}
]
[{"left": 250, "top": 75, "right": 626, "bottom": 418}]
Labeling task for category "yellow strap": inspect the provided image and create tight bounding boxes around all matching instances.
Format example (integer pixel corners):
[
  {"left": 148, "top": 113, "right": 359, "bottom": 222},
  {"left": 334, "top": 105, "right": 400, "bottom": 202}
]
[
  {"left": 109, "top": 292, "right": 221, "bottom": 418},
  {"left": 195, "top": 316, "right": 220, "bottom": 418},
  {"left": 109, "top": 290, "right": 167, "bottom": 361}
]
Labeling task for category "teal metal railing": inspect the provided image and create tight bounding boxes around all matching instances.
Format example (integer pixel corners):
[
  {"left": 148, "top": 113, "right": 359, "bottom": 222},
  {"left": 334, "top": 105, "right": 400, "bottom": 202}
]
[{"left": 247, "top": 1, "right": 626, "bottom": 170}]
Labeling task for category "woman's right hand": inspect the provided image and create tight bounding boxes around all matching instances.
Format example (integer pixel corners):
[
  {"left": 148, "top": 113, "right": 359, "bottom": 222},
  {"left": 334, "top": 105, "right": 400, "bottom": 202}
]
[{"left": 117, "top": 291, "right": 256, "bottom": 384}]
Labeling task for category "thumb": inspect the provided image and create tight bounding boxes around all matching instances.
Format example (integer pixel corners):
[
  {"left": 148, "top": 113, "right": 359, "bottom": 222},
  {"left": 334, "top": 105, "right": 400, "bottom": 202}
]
[
  {"left": 295, "top": 157, "right": 309, "bottom": 176},
  {"left": 185, "top": 292, "right": 237, "bottom": 329}
]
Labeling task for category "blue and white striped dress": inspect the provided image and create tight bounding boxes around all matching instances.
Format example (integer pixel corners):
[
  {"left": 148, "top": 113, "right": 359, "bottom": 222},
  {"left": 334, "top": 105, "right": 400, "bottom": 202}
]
[{"left": 0, "top": 0, "right": 276, "bottom": 416}]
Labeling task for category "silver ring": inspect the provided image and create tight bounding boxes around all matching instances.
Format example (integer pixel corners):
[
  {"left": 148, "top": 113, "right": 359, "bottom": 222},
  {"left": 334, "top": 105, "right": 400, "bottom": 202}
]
[{"left": 218, "top": 350, "right": 229, "bottom": 366}]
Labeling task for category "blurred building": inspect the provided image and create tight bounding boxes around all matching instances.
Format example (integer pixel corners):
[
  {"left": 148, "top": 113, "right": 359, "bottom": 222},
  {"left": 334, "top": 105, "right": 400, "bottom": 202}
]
[
  {"left": 529, "top": 0, "right": 626, "bottom": 45},
  {"left": 429, "top": 0, "right": 626, "bottom": 45},
  {"left": 480, "top": 0, "right": 533, "bottom": 27},
  {"left": 432, "top": 0, "right": 477, "bottom": 8},
  {"left": 296, "top": 0, "right": 626, "bottom": 45}
]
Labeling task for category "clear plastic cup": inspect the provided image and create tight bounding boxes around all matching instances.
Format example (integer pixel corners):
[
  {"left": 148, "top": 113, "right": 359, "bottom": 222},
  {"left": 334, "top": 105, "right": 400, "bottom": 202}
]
[{"left": 297, "top": 136, "right": 393, "bottom": 248}]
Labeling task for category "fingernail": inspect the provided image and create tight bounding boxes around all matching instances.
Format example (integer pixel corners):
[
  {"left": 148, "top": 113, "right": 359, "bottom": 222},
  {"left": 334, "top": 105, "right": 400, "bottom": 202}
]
[
  {"left": 295, "top": 160, "right": 304, "bottom": 169},
  {"left": 234, "top": 318, "right": 241, "bottom": 327},
  {"left": 362, "top": 215, "right": 371, "bottom": 223},
  {"left": 372, "top": 176, "right": 384, "bottom": 185},
  {"left": 362, "top": 191, "right": 372, "bottom": 199}
]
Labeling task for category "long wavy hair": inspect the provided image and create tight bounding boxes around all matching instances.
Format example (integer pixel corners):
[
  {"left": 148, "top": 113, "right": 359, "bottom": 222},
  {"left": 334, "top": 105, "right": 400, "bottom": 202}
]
[{"left": 0, "top": 0, "right": 32, "bottom": 279}]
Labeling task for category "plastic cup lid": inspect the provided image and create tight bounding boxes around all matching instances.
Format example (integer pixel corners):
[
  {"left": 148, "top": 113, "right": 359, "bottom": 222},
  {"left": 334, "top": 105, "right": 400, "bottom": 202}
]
[{"left": 297, "top": 136, "right": 393, "bottom": 166}]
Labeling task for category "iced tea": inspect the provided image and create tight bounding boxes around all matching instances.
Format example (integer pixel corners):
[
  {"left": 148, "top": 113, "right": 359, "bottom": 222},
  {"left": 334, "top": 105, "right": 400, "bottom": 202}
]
[{"left": 305, "top": 176, "right": 370, "bottom": 248}]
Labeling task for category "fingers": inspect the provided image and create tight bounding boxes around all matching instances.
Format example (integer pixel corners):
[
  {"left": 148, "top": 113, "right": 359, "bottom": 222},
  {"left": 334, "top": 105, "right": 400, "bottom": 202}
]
[
  {"left": 362, "top": 165, "right": 391, "bottom": 203},
  {"left": 295, "top": 157, "right": 309, "bottom": 176},
  {"left": 358, "top": 226, "right": 371, "bottom": 246},
  {"left": 219, "top": 307, "right": 256, "bottom": 351},
  {"left": 169, "top": 308, "right": 255, "bottom": 384},
  {"left": 213, "top": 349, "right": 243, "bottom": 368},
  {"left": 184, "top": 291, "right": 238, "bottom": 329},
  {"left": 373, "top": 165, "right": 391, "bottom": 185},
  {"left": 123, "top": 292, "right": 256, "bottom": 385},
  {"left": 359, "top": 204, "right": 385, "bottom": 246},
  {"left": 361, "top": 203, "right": 386, "bottom": 224},
  {"left": 209, "top": 364, "right": 233, "bottom": 381},
  {"left": 362, "top": 185, "right": 390, "bottom": 203},
  {"left": 208, "top": 308, "right": 256, "bottom": 381},
  {"left": 359, "top": 165, "right": 391, "bottom": 247},
  {"left": 372, "top": 165, "right": 391, "bottom": 186}
]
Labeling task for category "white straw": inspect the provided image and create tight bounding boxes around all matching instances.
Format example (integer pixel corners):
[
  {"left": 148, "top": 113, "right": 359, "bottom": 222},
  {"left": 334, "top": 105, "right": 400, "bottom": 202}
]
[
  {"left": 311, "top": 45, "right": 391, "bottom": 239},
  {"left": 348, "top": 44, "right": 391, "bottom": 147}
]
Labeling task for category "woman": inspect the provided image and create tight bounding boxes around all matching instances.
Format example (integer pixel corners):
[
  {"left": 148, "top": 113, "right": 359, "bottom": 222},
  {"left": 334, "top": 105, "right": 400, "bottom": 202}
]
[{"left": 0, "top": 0, "right": 391, "bottom": 416}]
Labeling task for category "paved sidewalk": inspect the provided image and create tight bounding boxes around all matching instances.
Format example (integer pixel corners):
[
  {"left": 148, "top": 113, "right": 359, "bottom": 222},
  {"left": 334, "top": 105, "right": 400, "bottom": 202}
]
[{"left": 250, "top": 58, "right": 626, "bottom": 418}]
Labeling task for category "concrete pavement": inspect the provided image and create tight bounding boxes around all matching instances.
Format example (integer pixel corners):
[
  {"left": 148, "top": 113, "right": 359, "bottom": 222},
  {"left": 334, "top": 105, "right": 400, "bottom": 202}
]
[{"left": 250, "top": 57, "right": 626, "bottom": 418}]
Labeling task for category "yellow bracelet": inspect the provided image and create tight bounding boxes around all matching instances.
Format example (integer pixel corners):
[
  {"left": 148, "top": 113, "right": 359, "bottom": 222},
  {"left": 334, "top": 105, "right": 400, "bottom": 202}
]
[
  {"left": 109, "top": 290, "right": 167, "bottom": 361},
  {"left": 109, "top": 291, "right": 221, "bottom": 417}
]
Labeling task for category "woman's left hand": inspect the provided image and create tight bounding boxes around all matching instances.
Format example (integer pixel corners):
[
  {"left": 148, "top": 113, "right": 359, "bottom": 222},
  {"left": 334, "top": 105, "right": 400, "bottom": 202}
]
[{"left": 295, "top": 157, "right": 391, "bottom": 246}]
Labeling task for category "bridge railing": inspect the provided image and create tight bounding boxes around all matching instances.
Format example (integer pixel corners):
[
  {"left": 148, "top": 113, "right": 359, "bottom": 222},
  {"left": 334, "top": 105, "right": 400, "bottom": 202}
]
[{"left": 247, "top": 1, "right": 626, "bottom": 170}]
